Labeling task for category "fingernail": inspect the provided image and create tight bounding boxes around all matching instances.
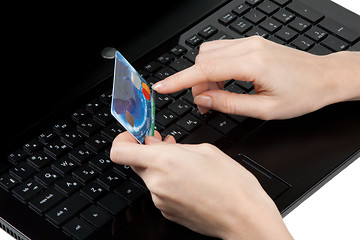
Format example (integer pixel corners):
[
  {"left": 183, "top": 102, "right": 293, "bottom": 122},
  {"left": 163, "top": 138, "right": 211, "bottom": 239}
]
[
  {"left": 197, "top": 106, "right": 209, "bottom": 115},
  {"left": 152, "top": 81, "right": 165, "bottom": 91},
  {"left": 145, "top": 135, "right": 161, "bottom": 144},
  {"left": 194, "top": 95, "right": 212, "bottom": 108}
]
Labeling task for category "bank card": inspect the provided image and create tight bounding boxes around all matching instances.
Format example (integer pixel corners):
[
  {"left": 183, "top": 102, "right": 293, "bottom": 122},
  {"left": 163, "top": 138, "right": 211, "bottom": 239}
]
[{"left": 111, "top": 51, "right": 155, "bottom": 144}]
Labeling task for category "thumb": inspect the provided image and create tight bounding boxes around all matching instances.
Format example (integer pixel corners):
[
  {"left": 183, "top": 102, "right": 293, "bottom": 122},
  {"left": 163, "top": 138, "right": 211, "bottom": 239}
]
[{"left": 194, "top": 90, "right": 274, "bottom": 120}]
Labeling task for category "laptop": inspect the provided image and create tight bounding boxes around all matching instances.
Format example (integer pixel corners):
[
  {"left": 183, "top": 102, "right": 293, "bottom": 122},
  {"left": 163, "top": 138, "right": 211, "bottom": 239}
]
[{"left": 1, "top": 0, "right": 359, "bottom": 239}]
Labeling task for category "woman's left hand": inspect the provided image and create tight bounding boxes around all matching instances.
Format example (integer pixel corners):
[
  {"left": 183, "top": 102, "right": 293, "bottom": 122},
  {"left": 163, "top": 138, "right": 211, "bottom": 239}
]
[{"left": 110, "top": 131, "right": 292, "bottom": 240}]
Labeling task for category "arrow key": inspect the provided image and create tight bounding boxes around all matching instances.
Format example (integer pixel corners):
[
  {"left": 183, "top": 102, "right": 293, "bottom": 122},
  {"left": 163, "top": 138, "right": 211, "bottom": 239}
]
[{"left": 80, "top": 205, "right": 112, "bottom": 230}]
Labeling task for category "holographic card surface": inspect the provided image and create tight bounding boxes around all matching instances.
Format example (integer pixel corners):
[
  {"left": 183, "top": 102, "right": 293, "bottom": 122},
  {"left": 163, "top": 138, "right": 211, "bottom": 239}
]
[{"left": 111, "top": 51, "right": 155, "bottom": 144}]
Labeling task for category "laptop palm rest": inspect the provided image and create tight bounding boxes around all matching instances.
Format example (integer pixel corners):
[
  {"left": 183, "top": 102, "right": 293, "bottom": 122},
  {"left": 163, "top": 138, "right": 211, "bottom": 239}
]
[{"left": 236, "top": 154, "right": 291, "bottom": 200}]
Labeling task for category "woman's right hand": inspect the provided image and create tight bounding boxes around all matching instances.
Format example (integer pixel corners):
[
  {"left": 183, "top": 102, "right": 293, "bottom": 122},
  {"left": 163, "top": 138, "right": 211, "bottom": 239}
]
[{"left": 152, "top": 36, "right": 360, "bottom": 120}]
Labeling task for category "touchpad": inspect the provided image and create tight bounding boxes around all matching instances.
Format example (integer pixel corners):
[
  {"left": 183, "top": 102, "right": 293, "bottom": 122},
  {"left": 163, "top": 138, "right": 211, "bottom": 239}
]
[{"left": 236, "top": 154, "right": 291, "bottom": 200}]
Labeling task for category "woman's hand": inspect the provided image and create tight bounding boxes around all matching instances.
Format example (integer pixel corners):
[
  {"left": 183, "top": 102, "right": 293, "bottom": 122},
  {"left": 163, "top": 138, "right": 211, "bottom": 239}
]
[
  {"left": 152, "top": 36, "right": 360, "bottom": 120},
  {"left": 110, "top": 131, "right": 293, "bottom": 240}
]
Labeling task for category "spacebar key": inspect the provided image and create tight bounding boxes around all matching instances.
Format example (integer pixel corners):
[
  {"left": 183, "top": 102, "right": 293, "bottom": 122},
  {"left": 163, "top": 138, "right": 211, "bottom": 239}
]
[{"left": 181, "top": 125, "right": 222, "bottom": 144}]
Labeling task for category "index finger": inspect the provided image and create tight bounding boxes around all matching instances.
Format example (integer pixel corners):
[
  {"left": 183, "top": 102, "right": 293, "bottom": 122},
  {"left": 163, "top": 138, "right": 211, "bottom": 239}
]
[{"left": 152, "top": 57, "right": 254, "bottom": 94}]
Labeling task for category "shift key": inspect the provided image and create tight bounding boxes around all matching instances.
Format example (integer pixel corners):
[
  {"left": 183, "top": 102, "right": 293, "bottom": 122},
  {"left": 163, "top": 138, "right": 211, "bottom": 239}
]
[{"left": 45, "top": 193, "right": 89, "bottom": 226}]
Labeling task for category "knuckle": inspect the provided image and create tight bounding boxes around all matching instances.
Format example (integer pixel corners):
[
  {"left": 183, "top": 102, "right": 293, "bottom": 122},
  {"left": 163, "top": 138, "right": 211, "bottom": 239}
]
[
  {"left": 199, "top": 41, "right": 215, "bottom": 53},
  {"left": 195, "top": 60, "right": 217, "bottom": 80},
  {"left": 221, "top": 92, "right": 239, "bottom": 114},
  {"left": 249, "top": 35, "right": 267, "bottom": 49},
  {"left": 198, "top": 143, "right": 218, "bottom": 153}
]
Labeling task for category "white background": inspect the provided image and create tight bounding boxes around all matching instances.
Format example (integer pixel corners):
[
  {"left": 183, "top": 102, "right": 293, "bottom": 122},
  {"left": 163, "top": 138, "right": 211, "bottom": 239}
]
[{"left": 1, "top": 1, "right": 359, "bottom": 239}]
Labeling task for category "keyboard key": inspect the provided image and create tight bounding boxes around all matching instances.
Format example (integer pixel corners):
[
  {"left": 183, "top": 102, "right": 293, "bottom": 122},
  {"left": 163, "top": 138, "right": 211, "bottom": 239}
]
[
  {"left": 288, "top": 17, "right": 311, "bottom": 33},
  {"left": 0, "top": 173, "right": 19, "bottom": 191},
  {"left": 113, "top": 165, "right": 135, "bottom": 179},
  {"left": 245, "top": 0, "right": 262, "bottom": 7},
  {"left": 272, "top": 9, "right": 295, "bottom": 24},
  {"left": 259, "top": 18, "right": 281, "bottom": 34},
  {"left": 291, "top": 35, "right": 315, "bottom": 51},
  {"left": 71, "top": 108, "right": 90, "bottom": 123},
  {"left": 271, "top": 0, "right": 290, "bottom": 7},
  {"left": 229, "top": 18, "right": 252, "bottom": 35},
  {"left": 181, "top": 91, "right": 195, "bottom": 105},
  {"left": 97, "top": 193, "right": 128, "bottom": 216},
  {"left": 156, "top": 109, "right": 178, "bottom": 127},
  {"left": 308, "top": 44, "right": 333, "bottom": 56},
  {"left": 53, "top": 120, "right": 72, "bottom": 135},
  {"left": 168, "top": 99, "right": 192, "bottom": 116},
  {"left": 27, "top": 151, "right": 52, "bottom": 170},
  {"left": 101, "top": 122, "right": 123, "bottom": 141},
  {"left": 155, "top": 94, "right": 173, "bottom": 109},
  {"left": 46, "top": 193, "right": 89, "bottom": 226},
  {"left": 155, "top": 67, "right": 176, "bottom": 80},
  {"left": 243, "top": 9, "right": 266, "bottom": 24},
  {"left": 93, "top": 107, "right": 113, "bottom": 126},
  {"left": 181, "top": 124, "right": 222, "bottom": 144},
  {"left": 321, "top": 35, "right": 349, "bottom": 52},
  {"left": 80, "top": 181, "right": 107, "bottom": 202},
  {"left": 245, "top": 27, "right": 269, "bottom": 38},
  {"left": 61, "top": 129, "right": 84, "bottom": 148},
  {"left": 52, "top": 156, "right": 78, "bottom": 176},
  {"left": 318, "top": 17, "right": 360, "bottom": 43},
  {"left": 170, "top": 45, "right": 187, "bottom": 56},
  {"left": 218, "top": 12, "right": 237, "bottom": 26},
  {"left": 9, "top": 162, "right": 37, "bottom": 181},
  {"left": 23, "top": 139, "right": 43, "bottom": 154},
  {"left": 257, "top": 1, "right": 279, "bottom": 15},
  {"left": 46, "top": 193, "right": 90, "bottom": 226},
  {"left": 80, "top": 205, "right": 112, "bottom": 230},
  {"left": 157, "top": 53, "right": 175, "bottom": 64},
  {"left": 161, "top": 124, "right": 188, "bottom": 141},
  {"left": 232, "top": 4, "right": 250, "bottom": 16},
  {"left": 72, "top": 165, "right": 98, "bottom": 184},
  {"left": 177, "top": 114, "right": 201, "bottom": 132},
  {"left": 69, "top": 145, "right": 94, "bottom": 164},
  {"left": 184, "top": 48, "right": 199, "bottom": 64},
  {"left": 286, "top": 1, "right": 324, "bottom": 23},
  {"left": 97, "top": 170, "right": 125, "bottom": 190},
  {"left": 224, "top": 83, "right": 246, "bottom": 94},
  {"left": 88, "top": 153, "right": 113, "bottom": 173},
  {"left": 85, "top": 133, "right": 109, "bottom": 153},
  {"left": 143, "top": 61, "right": 162, "bottom": 73},
  {"left": 198, "top": 25, "right": 218, "bottom": 39},
  {"left": 29, "top": 188, "right": 65, "bottom": 215},
  {"left": 38, "top": 129, "right": 57, "bottom": 144},
  {"left": 62, "top": 217, "right": 95, "bottom": 240},
  {"left": 305, "top": 26, "right": 328, "bottom": 43},
  {"left": 169, "top": 57, "right": 193, "bottom": 72},
  {"left": 208, "top": 31, "right": 233, "bottom": 41},
  {"left": 99, "top": 90, "right": 113, "bottom": 105},
  {"left": 55, "top": 176, "right": 82, "bottom": 196},
  {"left": 208, "top": 114, "right": 237, "bottom": 135},
  {"left": 185, "top": 34, "right": 203, "bottom": 48},
  {"left": 8, "top": 149, "right": 28, "bottom": 164},
  {"left": 85, "top": 99, "right": 104, "bottom": 114},
  {"left": 77, "top": 118, "right": 102, "bottom": 137},
  {"left": 114, "top": 181, "right": 145, "bottom": 203},
  {"left": 44, "top": 139, "right": 69, "bottom": 159},
  {"left": 34, "top": 167, "right": 60, "bottom": 186},
  {"left": 12, "top": 178, "right": 44, "bottom": 203},
  {"left": 274, "top": 26, "right": 298, "bottom": 43}
]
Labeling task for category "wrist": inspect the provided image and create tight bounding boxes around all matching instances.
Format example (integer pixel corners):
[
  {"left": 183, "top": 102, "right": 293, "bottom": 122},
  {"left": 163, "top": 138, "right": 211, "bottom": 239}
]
[
  {"left": 323, "top": 51, "right": 360, "bottom": 104},
  {"left": 222, "top": 195, "right": 293, "bottom": 240}
]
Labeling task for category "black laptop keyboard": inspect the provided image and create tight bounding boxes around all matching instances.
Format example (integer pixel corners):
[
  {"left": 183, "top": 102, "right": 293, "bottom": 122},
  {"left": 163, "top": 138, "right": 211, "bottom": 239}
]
[{"left": 1, "top": 0, "right": 359, "bottom": 239}]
